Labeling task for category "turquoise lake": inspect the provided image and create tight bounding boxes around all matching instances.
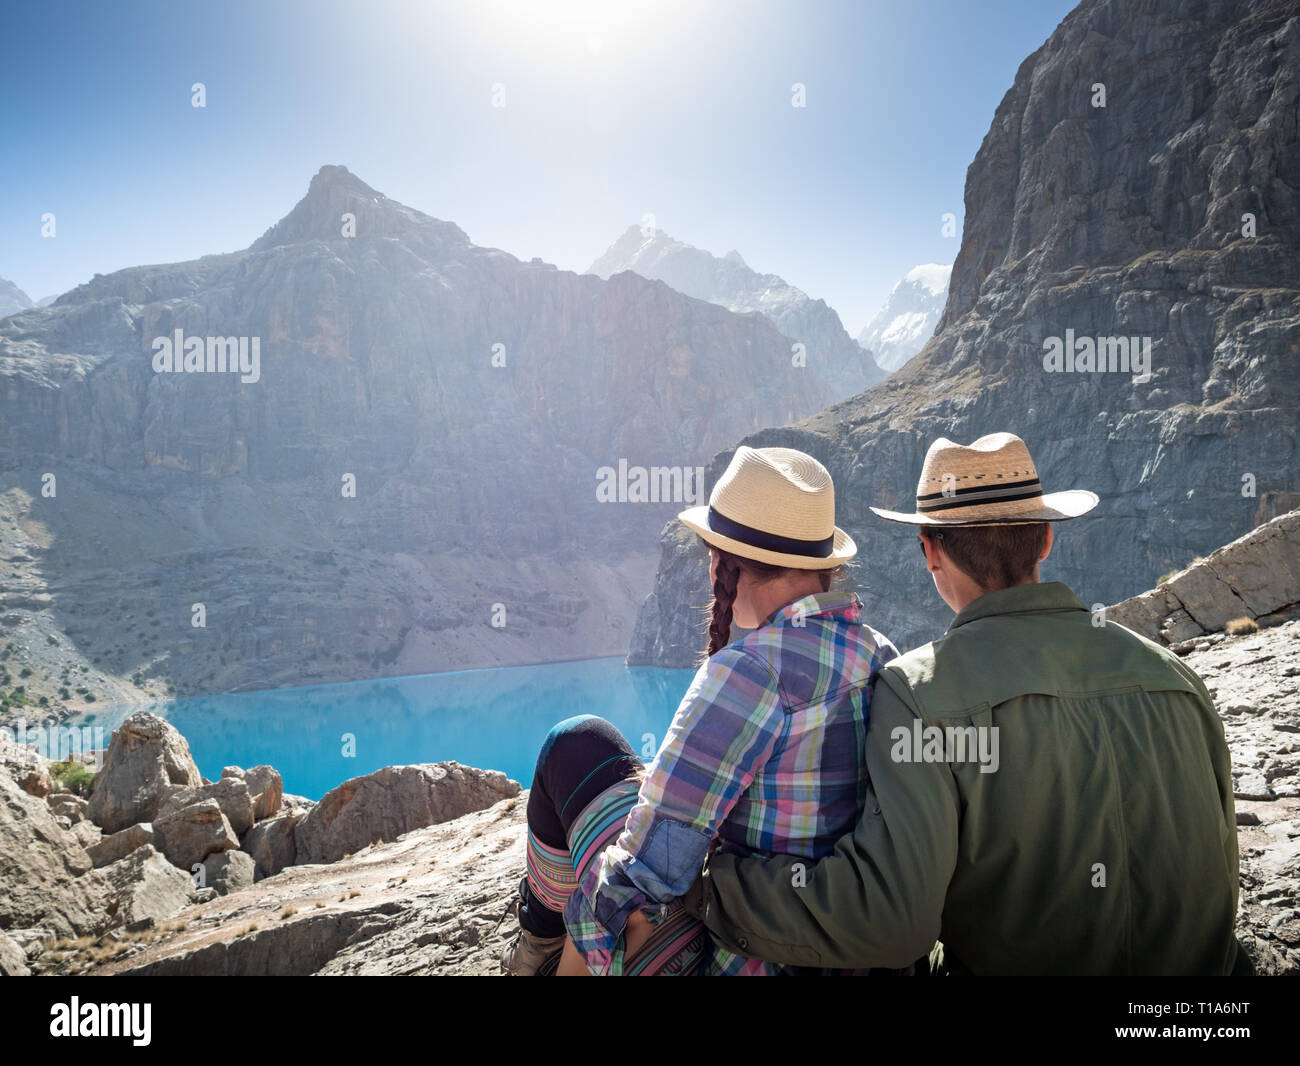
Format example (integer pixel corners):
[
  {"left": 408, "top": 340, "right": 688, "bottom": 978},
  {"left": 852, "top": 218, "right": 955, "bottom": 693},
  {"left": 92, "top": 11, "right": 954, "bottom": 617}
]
[{"left": 68, "top": 658, "right": 697, "bottom": 801}]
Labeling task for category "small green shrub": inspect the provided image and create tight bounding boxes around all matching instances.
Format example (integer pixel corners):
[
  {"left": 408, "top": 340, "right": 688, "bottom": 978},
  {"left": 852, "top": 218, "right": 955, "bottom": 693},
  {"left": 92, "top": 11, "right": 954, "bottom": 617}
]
[{"left": 50, "top": 760, "right": 95, "bottom": 797}]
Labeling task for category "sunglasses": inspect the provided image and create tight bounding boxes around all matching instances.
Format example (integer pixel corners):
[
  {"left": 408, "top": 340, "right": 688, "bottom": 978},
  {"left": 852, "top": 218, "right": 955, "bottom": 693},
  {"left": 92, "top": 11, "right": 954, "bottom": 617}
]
[{"left": 918, "top": 530, "right": 944, "bottom": 556}]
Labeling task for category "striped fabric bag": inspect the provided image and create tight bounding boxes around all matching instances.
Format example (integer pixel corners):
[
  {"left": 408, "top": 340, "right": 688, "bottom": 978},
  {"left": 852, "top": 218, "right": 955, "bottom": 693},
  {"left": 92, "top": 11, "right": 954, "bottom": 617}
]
[{"left": 541, "top": 776, "right": 709, "bottom": 976}]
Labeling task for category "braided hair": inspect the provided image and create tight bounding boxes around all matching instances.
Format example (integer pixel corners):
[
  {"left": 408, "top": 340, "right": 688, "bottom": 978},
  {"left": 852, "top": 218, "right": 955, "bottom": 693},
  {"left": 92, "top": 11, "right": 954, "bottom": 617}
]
[
  {"left": 706, "top": 550, "right": 743, "bottom": 658},
  {"left": 703, "top": 543, "right": 838, "bottom": 659}
]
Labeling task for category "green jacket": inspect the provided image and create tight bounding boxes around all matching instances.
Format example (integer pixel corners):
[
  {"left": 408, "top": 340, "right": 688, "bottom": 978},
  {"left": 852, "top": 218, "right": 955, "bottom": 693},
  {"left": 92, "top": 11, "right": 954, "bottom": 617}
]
[{"left": 689, "top": 582, "right": 1248, "bottom": 975}]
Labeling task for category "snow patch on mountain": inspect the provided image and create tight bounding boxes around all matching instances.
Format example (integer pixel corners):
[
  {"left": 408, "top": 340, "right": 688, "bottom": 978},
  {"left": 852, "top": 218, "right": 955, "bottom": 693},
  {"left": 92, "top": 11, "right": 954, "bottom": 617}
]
[
  {"left": 857, "top": 263, "right": 952, "bottom": 373},
  {"left": 903, "top": 263, "right": 952, "bottom": 296}
]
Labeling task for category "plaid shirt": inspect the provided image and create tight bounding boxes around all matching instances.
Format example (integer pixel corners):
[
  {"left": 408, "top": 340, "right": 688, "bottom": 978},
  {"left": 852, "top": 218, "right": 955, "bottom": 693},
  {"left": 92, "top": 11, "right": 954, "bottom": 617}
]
[{"left": 564, "top": 590, "right": 899, "bottom": 975}]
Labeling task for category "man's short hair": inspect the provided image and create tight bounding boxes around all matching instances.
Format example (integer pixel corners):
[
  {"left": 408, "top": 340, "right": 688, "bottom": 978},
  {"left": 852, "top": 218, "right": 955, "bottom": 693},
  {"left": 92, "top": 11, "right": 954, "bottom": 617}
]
[{"left": 924, "top": 523, "right": 1050, "bottom": 591}]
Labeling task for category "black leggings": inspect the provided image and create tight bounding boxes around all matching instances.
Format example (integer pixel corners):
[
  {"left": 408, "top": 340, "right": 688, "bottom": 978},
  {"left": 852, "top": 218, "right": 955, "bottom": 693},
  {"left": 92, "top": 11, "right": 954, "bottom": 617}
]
[{"left": 518, "top": 714, "right": 643, "bottom": 937}]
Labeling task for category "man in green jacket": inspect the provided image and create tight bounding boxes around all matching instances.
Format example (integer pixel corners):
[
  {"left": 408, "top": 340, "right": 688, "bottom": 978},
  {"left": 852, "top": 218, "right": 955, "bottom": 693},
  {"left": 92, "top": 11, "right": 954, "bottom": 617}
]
[{"left": 685, "top": 432, "right": 1250, "bottom": 975}]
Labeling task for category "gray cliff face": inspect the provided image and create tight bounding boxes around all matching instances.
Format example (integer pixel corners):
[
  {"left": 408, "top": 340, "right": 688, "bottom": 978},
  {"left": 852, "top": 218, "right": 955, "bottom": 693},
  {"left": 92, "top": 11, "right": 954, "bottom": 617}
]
[
  {"left": 589, "top": 224, "right": 885, "bottom": 399},
  {"left": 0, "top": 166, "right": 851, "bottom": 708},
  {"left": 631, "top": 0, "right": 1300, "bottom": 664},
  {"left": 626, "top": 521, "right": 712, "bottom": 667}
]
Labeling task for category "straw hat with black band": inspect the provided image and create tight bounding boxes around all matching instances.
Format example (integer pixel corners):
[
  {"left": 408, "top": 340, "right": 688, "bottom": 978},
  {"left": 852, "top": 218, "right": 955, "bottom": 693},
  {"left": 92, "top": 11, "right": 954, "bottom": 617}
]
[
  {"left": 869, "top": 432, "right": 1098, "bottom": 526},
  {"left": 678, "top": 446, "right": 855, "bottom": 570}
]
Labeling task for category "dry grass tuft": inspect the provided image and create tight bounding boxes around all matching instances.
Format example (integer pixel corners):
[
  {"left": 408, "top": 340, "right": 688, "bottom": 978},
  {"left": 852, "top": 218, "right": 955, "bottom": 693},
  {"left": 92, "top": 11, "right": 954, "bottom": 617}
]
[{"left": 1225, "top": 617, "right": 1258, "bottom": 636}]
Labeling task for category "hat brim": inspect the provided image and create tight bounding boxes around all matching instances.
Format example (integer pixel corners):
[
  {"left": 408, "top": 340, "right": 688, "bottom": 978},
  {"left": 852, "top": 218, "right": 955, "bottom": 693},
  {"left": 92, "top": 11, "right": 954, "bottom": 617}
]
[
  {"left": 677, "top": 506, "right": 856, "bottom": 570},
  {"left": 869, "top": 489, "right": 1100, "bottom": 526}
]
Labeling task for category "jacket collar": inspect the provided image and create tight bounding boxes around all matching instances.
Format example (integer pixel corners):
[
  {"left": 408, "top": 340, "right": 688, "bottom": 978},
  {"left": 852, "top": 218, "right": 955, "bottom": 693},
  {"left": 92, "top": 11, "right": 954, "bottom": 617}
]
[
  {"left": 948, "top": 581, "right": 1086, "bottom": 631},
  {"left": 764, "top": 590, "right": 863, "bottom": 629}
]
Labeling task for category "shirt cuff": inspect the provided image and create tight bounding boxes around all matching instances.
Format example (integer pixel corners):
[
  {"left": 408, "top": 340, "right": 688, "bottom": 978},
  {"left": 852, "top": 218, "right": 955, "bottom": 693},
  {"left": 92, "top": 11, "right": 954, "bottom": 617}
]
[
  {"left": 563, "top": 891, "right": 619, "bottom": 975},
  {"left": 681, "top": 867, "right": 708, "bottom": 920}
]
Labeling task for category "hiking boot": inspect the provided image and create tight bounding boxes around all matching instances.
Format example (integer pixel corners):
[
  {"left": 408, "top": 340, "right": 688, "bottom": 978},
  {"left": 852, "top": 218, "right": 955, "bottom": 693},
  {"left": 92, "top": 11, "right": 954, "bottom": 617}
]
[
  {"left": 498, "top": 881, "right": 566, "bottom": 975},
  {"left": 500, "top": 926, "right": 565, "bottom": 976}
]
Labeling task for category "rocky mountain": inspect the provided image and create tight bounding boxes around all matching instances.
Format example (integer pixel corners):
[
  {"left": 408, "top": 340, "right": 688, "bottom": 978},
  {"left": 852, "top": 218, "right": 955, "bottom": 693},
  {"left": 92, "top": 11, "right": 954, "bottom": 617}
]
[
  {"left": 0, "top": 277, "right": 33, "bottom": 318},
  {"left": 588, "top": 223, "right": 885, "bottom": 397},
  {"left": 0, "top": 166, "right": 853, "bottom": 712},
  {"left": 631, "top": 0, "right": 1300, "bottom": 665},
  {"left": 857, "top": 263, "right": 952, "bottom": 373},
  {"left": 4, "top": 507, "right": 1296, "bottom": 975}
]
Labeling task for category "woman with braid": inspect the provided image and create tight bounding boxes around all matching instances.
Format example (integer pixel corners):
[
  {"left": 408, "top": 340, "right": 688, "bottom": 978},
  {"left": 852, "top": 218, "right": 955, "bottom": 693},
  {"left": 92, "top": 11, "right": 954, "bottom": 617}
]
[{"left": 501, "top": 446, "right": 899, "bottom": 975}]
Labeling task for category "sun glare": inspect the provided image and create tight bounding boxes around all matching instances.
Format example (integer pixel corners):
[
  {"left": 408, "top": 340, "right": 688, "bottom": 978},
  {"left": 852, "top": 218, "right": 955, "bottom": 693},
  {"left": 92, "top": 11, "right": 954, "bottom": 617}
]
[{"left": 463, "top": 0, "right": 687, "bottom": 63}]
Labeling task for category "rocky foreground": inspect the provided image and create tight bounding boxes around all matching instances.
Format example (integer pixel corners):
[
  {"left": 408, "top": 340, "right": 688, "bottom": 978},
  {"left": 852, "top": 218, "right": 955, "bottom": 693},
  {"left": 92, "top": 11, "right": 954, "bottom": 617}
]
[
  {"left": 1186, "top": 622, "right": 1300, "bottom": 977},
  {"left": 0, "top": 712, "right": 521, "bottom": 976},
  {"left": 1105, "top": 511, "right": 1300, "bottom": 973}
]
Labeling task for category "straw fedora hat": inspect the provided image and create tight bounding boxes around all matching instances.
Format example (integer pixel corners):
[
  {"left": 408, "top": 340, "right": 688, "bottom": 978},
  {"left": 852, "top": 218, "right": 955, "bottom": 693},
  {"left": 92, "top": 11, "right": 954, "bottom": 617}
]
[
  {"left": 870, "top": 432, "right": 1099, "bottom": 526},
  {"left": 678, "top": 446, "right": 855, "bottom": 570}
]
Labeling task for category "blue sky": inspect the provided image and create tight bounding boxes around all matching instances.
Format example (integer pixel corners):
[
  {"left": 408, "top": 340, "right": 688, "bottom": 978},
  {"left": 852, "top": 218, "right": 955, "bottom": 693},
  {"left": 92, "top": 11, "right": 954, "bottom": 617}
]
[{"left": 0, "top": 0, "right": 1077, "bottom": 334}]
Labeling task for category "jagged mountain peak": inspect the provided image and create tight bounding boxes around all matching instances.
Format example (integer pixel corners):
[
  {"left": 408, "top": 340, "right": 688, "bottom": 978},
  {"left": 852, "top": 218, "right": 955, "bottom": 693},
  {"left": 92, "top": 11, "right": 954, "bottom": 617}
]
[
  {"left": 590, "top": 223, "right": 685, "bottom": 274},
  {"left": 588, "top": 221, "right": 885, "bottom": 393},
  {"left": 249, "top": 165, "right": 470, "bottom": 253},
  {"left": 0, "top": 276, "right": 34, "bottom": 318},
  {"left": 308, "top": 163, "right": 378, "bottom": 196}
]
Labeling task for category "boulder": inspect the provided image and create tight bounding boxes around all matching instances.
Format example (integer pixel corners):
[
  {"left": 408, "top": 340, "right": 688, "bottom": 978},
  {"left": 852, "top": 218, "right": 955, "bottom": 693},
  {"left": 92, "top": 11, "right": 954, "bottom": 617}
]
[
  {"left": 0, "top": 732, "right": 52, "bottom": 798},
  {"left": 86, "top": 792, "right": 527, "bottom": 977},
  {"left": 48, "top": 793, "right": 89, "bottom": 823},
  {"left": 69, "top": 820, "right": 102, "bottom": 850},
  {"left": 87, "top": 712, "right": 202, "bottom": 833},
  {"left": 0, "top": 771, "right": 102, "bottom": 938},
  {"left": 241, "top": 810, "right": 301, "bottom": 880},
  {"left": 202, "top": 849, "right": 255, "bottom": 896},
  {"left": 156, "top": 782, "right": 190, "bottom": 811},
  {"left": 86, "top": 822, "right": 155, "bottom": 868},
  {"left": 283, "top": 793, "right": 316, "bottom": 814},
  {"left": 93, "top": 845, "right": 195, "bottom": 929},
  {"left": 153, "top": 799, "right": 239, "bottom": 871},
  {"left": 0, "top": 931, "right": 29, "bottom": 976},
  {"left": 1108, "top": 511, "right": 1300, "bottom": 644},
  {"left": 294, "top": 762, "right": 520, "bottom": 865},
  {"left": 220, "top": 766, "right": 245, "bottom": 779},
  {"left": 7, "top": 927, "right": 54, "bottom": 959},
  {"left": 157, "top": 777, "right": 254, "bottom": 838},
  {"left": 244, "top": 765, "right": 283, "bottom": 821}
]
